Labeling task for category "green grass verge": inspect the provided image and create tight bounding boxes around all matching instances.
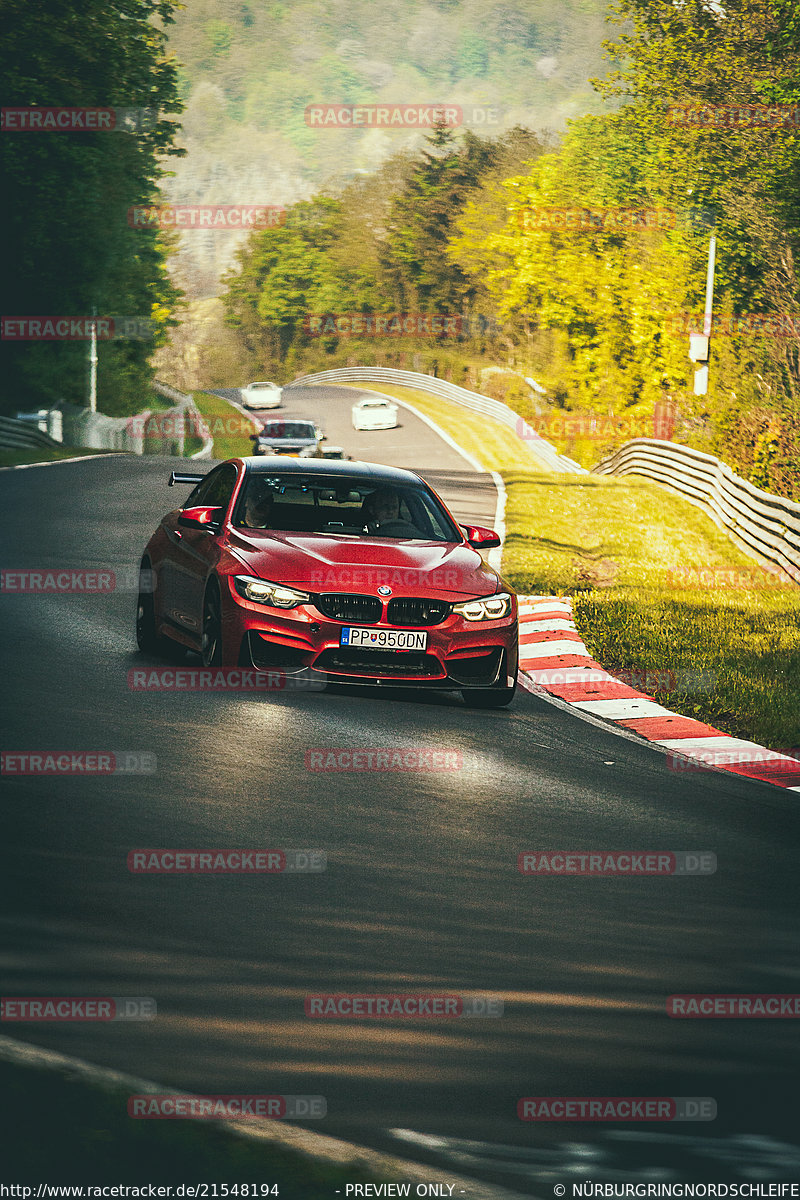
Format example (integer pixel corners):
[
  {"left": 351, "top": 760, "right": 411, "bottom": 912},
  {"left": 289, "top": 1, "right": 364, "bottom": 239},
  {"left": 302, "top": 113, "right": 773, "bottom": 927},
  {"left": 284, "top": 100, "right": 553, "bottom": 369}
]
[
  {"left": 0, "top": 445, "right": 114, "bottom": 468},
  {"left": 504, "top": 471, "right": 799, "bottom": 748},
  {"left": 192, "top": 391, "right": 257, "bottom": 460},
  {"left": 0, "top": 1059, "right": 398, "bottom": 1190},
  {"left": 336, "top": 379, "right": 800, "bottom": 749}
]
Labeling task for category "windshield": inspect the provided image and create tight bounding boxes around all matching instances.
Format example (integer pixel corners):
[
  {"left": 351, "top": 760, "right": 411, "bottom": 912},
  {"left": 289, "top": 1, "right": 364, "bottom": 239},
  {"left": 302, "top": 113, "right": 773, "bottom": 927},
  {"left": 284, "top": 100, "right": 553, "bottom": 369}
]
[
  {"left": 233, "top": 474, "right": 461, "bottom": 541},
  {"left": 259, "top": 422, "right": 316, "bottom": 439}
]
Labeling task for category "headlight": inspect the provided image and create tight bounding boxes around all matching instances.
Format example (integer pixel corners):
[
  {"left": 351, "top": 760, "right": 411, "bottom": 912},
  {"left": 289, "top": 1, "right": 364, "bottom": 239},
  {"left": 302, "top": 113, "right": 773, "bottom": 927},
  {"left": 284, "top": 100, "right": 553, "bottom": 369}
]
[
  {"left": 233, "top": 575, "right": 310, "bottom": 608},
  {"left": 453, "top": 592, "right": 513, "bottom": 622}
]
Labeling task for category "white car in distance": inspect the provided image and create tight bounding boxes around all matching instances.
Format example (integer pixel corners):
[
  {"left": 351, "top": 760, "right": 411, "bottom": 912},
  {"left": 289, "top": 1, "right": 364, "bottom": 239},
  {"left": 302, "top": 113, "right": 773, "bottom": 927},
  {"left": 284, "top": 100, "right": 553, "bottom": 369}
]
[
  {"left": 241, "top": 381, "right": 282, "bottom": 409},
  {"left": 352, "top": 396, "right": 399, "bottom": 431}
]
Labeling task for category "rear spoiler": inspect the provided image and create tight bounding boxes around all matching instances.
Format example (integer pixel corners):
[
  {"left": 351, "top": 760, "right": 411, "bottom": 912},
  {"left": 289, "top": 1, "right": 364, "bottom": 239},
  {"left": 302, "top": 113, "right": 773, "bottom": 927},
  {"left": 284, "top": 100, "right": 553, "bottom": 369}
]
[{"left": 169, "top": 471, "right": 205, "bottom": 487}]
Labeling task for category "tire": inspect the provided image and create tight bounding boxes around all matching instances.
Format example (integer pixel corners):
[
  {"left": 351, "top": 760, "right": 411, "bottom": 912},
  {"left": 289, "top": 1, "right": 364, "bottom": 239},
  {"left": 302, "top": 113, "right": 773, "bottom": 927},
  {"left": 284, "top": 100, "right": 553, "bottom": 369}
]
[
  {"left": 461, "top": 682, "right": 516, "bottom": 709},
  {"left": 136, "top": 560, "right": 164, "bottom": 653},
  {"left": 201, "top": 580, "right": 223, "bottom": 667}
]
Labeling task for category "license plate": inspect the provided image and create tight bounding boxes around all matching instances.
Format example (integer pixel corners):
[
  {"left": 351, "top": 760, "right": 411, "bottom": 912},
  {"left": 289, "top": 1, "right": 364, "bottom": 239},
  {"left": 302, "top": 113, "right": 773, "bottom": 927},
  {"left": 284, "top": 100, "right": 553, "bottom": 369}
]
[{"left": 340, "top": 627, "right": 427, "bottom": 651}]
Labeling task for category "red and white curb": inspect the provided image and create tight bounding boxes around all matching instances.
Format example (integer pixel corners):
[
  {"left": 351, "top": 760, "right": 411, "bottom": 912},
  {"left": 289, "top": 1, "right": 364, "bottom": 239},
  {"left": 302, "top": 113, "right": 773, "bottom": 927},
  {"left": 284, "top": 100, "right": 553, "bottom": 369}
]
[{"left": 516, "top": 595, "right": 800, "bottom": 792}]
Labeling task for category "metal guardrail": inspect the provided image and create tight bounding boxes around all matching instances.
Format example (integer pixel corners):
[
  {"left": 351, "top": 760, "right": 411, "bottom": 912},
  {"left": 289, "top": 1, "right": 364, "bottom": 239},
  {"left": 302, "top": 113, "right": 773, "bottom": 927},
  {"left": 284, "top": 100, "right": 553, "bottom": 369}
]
[
  {"left": 0, "top": 415, "right": 62, "bottom": 450},
  {"left": 152, "top": 381, "right": 214, "bottom": 460},
  {"left": 594, "top": 438, "right": 800, "bottom": 584},
  {"left": 57, "top": 400, "right": 146, "bottom": 453},
  {"left": 153, "top": 380, "right": 193, "bottom": 407},
  {"left": 288, "top": 366, "right": 586, "bottom": 474},
  {"left": 4, "top": 383, "right": 214, "bottom": 460}
]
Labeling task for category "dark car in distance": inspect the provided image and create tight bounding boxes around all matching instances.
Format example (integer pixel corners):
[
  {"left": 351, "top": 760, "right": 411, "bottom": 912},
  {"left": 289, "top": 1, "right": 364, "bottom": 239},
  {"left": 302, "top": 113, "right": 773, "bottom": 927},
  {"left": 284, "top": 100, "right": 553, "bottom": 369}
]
[{"left": 250, "top": 418, "right": 324, "bottom": 457}]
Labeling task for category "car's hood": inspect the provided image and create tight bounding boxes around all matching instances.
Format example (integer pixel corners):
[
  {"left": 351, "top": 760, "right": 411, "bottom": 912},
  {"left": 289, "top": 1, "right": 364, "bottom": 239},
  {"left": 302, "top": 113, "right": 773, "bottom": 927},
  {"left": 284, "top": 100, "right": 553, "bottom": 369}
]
[{"left": 227, "top": 531, "right": 502, "bottom": 599}]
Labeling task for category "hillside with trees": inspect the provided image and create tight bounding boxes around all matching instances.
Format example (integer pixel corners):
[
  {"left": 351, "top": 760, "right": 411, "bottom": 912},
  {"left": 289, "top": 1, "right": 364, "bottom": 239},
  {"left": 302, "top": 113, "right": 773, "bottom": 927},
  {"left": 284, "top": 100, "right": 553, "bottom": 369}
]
[
  {"left": 160, "top": 0, "right": 614, "bottom": 294},
  {"left": 216, "top": 0, "right": 799, "bottom": 498}
]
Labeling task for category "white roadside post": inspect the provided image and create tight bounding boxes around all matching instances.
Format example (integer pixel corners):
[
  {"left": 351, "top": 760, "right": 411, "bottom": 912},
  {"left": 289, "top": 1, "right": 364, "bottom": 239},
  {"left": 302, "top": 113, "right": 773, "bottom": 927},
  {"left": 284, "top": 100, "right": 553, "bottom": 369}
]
[{"left": 691, "top": 236, "right": 716, "bottom": 395}]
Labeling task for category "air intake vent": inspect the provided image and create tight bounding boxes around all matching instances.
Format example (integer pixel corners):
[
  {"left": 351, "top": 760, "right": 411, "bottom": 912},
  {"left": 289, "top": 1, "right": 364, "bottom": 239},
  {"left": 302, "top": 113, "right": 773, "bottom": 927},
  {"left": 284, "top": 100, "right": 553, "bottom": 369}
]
[
  {"left": 314, "top": 593, "right": 382, "bottom": 623},
  {"left": 387, "top": 597, "right": 450, "bottom": 626}
]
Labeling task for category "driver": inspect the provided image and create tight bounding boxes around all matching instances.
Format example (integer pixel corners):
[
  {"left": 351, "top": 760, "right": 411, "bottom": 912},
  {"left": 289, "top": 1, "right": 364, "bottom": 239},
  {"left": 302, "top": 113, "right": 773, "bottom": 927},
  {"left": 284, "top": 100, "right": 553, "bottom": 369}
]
[
  {"left": 362, "top": 487, "right": 401, "bottom": 532},
  {"left": 243, "top": 481, "right": 275, "bottom": 528},
  {"left": 362, "top": 487, "right": 419, "bottom": 536}
]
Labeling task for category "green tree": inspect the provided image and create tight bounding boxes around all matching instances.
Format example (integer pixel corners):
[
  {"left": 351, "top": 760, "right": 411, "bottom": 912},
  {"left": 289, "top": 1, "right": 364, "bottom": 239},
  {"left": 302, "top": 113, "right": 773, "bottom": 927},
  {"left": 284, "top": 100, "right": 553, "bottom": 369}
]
[
  {"left": 383, "top": 126, "right": 500, "bottom": 313},
  {"left": 0, "top": 0, "right": 184, "bottom": 415},
  {"left": 456, "top": 31, "right": 489, "bottom": 77}
]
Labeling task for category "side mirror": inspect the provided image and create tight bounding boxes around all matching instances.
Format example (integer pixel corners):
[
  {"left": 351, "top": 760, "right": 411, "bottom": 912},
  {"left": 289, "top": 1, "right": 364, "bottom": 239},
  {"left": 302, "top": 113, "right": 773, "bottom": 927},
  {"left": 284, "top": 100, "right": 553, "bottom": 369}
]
[
  {"left": 461, "top": 524, "right": 501, "bottom": 550},
  {"left": 178, "top": 505, "right": 223, "bottom": 531}
]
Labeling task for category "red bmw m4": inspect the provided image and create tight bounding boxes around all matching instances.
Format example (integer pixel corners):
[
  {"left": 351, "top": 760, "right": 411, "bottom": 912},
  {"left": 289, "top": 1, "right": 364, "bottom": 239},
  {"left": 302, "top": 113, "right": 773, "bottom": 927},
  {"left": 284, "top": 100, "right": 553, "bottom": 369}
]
[{"left": 136, "top": 457, "right": 518, "bottom": 707}]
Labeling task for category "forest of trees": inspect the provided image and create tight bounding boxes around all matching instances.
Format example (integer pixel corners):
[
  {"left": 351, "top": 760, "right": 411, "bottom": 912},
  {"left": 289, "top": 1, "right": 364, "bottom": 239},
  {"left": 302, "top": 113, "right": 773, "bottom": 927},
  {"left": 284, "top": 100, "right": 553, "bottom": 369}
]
[
  {"left": 4, "top": 0, "right": 797, "bottom": 498},
  {"left": 220, "top": 0, "right": 800, "bottom": 498},
  {"left": 156, "top": 0, "right": 614, "bottom": 295},
  {"left": 0, "top": 0, "right": 184, "bottom": 416}
]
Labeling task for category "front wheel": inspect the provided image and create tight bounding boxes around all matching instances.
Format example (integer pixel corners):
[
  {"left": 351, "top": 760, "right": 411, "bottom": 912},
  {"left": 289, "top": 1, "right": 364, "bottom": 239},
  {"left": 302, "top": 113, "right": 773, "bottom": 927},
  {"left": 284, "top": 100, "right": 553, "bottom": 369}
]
[
  {"left": 136, "top": 560, "right": 165, "bottom": 653},
  {"left": 201, "top": 582, "right": 223, "bottom": 667},
  {"left": 462, "top": 683, "right": 516, "bottom": 709}
]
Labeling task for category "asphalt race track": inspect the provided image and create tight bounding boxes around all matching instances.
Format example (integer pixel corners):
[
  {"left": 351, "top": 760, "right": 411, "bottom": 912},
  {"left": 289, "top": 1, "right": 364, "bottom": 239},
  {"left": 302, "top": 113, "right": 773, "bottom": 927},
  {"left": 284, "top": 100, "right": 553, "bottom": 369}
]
[
  {"left": 210, "top": 382, "right": 501, "bottom": 527},
  {"left": 2, "top": 384, "right": 800, "bottom": 1190}
]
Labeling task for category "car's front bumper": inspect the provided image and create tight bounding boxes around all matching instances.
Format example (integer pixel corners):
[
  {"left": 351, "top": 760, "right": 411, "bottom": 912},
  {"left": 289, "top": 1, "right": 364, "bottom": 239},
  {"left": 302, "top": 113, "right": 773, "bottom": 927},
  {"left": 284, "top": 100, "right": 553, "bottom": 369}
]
[
  {"left": 223, "top": 578, "right": 518, "bottom": 688},
  {"left": 243, "top": 394, "right": 281, "bottom": 408},
  {"left": 254, "top": 445, "right": 321, "bottom": 457}
]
